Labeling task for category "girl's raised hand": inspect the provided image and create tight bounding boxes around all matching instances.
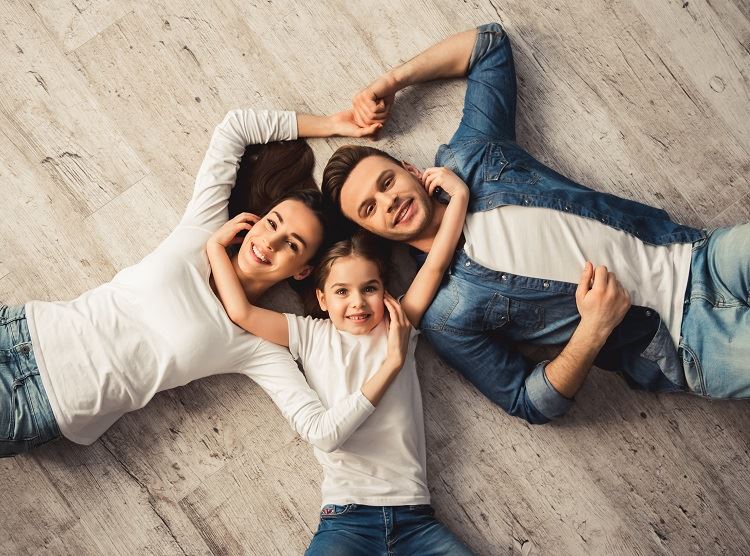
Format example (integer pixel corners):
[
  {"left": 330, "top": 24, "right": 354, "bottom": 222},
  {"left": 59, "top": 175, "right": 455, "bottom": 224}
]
[
  {"left": 209, "top": 212, "right": 259, "bottom": 248},
  {"left": 421, "top": 167, "right": 469, "bottom": 199},
  {"left": 383, "top": 293, "right": 412, "bottom": 369}
]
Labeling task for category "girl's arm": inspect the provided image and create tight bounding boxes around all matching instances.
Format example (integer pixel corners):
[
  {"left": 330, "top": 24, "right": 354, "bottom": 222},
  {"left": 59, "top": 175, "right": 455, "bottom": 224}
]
[
  {"left": 400, "top": 168, "right": 469, "bottom": 327},
  {"left": 206, "top": 213, "right": 290, "bottom": 346},
  {"left": 359, "top": 294, "right": 412, "bottom": 405}
]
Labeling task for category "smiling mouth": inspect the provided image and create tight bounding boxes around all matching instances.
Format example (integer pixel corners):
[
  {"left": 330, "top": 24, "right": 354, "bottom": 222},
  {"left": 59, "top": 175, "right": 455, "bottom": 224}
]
[
  {"left": 346, "top": 313, "right": 371, "bottom": 322},
  {"left": 393, "top": 199, "right": 413, "bottom": 226},
  {"left": 250, "top": 243, "right": 272, "bottom": 265}
]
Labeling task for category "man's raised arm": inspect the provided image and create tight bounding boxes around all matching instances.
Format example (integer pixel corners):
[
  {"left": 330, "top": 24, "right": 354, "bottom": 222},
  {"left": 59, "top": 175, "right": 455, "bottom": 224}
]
[{"left": 352, "top": 27, "right": 478, "bottom": 127}]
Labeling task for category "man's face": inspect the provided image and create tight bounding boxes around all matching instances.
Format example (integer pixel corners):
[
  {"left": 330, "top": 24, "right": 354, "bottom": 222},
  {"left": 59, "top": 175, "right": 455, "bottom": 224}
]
[{"left": 339, "top": 156, "right": 433, "bottom": 242}]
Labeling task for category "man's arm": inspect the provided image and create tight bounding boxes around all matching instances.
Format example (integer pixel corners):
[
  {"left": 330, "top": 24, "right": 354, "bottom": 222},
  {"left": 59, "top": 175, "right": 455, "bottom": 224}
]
[
  {"left": 352, "top": 28, "right": 478, "bottom": 127},
  {"left": 545, "top": 263, "right": 632, "bottom": 397}
]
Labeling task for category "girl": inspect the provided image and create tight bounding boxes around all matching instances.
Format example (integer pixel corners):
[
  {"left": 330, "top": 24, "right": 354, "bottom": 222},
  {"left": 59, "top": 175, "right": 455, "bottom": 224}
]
[
  {"left": 207, "top": 166, "right": 474, "bottom": 554},
  {"left": 1, "top": 107, "right": 381, "bottom": 457}
]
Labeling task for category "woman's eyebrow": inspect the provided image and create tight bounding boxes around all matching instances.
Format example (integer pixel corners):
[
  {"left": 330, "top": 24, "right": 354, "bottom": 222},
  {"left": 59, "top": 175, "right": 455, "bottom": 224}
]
[{"left": 272, "top": 210, "right": 307, "bottom": 248}]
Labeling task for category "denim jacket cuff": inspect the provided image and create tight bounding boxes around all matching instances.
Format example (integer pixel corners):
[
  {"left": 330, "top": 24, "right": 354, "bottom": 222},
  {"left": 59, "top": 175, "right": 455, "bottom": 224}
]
[
  {"left": 525, "top": 361, "right": 574, "bottom": 420},
  {"left": 468, "top": 23, "right": 506, "bottom": 71}
]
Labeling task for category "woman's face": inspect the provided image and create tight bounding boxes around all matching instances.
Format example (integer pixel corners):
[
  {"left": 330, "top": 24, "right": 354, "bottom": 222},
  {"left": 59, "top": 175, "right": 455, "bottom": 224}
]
[
  {"left": 235, "top": 199, "right": 324, "bottom": 283},
  {"left": 315, "top": 255, "right": 385, "bottom": 335}
]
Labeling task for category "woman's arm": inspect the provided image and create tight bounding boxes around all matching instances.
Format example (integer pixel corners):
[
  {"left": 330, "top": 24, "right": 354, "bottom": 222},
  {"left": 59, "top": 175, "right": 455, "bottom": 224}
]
[
  {"left": 206, "top": 213, "right": 290, "bottom": 346},
  {"left": 400, "top": 168, "right": 469, "bottom": 327}
]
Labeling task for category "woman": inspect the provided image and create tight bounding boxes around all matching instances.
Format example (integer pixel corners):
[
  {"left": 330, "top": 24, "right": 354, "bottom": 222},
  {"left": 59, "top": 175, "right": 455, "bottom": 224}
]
[{"left": 0, "top": 107, "right": 380, "bottom": 456}]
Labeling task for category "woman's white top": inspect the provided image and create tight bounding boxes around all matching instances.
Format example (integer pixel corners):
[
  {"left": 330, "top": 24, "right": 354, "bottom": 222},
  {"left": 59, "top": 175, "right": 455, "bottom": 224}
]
[
  {"left": 285, "top": 314, "right": 430, "bottom": 507},
  {"left": 26, "top": 109, "right": 374, "bottom": 446}
]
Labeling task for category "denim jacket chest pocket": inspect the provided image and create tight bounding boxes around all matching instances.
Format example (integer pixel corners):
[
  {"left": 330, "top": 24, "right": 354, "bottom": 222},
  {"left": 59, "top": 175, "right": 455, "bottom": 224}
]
[
  {"left": 482, "top": 143, "right": 538, "bottom": 185},
  {"left": 421, "top": 275, "right": 544, "bottom": 335}
]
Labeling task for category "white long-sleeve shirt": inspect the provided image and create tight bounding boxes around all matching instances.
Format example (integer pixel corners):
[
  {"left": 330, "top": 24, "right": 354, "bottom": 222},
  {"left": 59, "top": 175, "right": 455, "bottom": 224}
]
[{"left": 26, "top": 109, "right": 374, "bottom": 447}]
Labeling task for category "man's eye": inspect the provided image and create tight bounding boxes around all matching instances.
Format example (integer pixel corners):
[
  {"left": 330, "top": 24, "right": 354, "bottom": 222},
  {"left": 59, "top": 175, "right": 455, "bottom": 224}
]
[
  {"left": 384, "top": 177, "right": 393, "bottom": 189},
  {"left": 365, "top": 203, "right": 375, "bottom": 216}
]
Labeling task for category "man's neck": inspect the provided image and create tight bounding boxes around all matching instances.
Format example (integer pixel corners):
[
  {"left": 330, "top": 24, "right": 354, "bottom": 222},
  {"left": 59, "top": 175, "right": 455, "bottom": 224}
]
[{"left": 407, "top": 200, "right": 448, "bottom": 253}]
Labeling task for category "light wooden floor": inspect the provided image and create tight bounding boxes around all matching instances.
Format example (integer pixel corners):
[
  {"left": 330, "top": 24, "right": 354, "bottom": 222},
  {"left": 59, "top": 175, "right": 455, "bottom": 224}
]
[{"left": 1, "top": 1, "right": 749, "bottom": 554}]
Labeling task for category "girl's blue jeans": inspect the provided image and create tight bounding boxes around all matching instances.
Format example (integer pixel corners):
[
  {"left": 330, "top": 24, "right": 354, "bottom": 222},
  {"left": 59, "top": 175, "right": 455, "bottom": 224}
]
[{"left": 305, "top": 504, "right": 474, "bottom": 555}]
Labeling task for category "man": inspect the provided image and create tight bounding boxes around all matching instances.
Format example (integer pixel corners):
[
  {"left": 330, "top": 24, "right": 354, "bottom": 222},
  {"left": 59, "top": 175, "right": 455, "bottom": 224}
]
[{"left": 322, "top": 23, "right": 750, "bottom": 424}]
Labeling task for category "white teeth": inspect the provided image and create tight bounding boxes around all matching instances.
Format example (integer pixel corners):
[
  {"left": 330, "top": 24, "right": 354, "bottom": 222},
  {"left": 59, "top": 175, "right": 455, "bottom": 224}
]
[
  {"left": 395, "top": 201, "right": 410, "bottom": 224},
  {"left": 347, "top": 315, "right": 369, "bottom": 321},
  {"left": 252, "top": 244, "right": 269, "bottom": 263}
]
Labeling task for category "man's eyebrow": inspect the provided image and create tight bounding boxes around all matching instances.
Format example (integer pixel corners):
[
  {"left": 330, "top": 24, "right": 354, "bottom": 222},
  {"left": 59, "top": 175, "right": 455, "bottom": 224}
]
[{"left": 358, "top": 170, "right": 391, "bottom": 215}]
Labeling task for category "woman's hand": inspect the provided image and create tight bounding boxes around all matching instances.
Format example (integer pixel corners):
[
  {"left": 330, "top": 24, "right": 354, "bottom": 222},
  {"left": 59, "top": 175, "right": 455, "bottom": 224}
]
[
  {"left": 383, "top": 293, "right": 412, "bottom": 370},
  {"left": 352, "top": 73, "right": 398, "bottom": 128},
  {"left": 209, "top": 212, "right": 259, "bottom": 248},
  {"left": 421, "top": 167, "right": 469, "bottom": 199},
  {"left": 329, "top": 110, "right": 382, "bottom": 138}
]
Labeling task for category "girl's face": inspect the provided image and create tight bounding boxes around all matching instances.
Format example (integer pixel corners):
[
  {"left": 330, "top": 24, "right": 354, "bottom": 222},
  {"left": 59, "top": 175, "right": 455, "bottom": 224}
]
[
  {"left": 316, "top": 255, "right": 385, "bottom": 335},
  {"left": 236, "top": 199, "right": 323, "bottom": 284}
]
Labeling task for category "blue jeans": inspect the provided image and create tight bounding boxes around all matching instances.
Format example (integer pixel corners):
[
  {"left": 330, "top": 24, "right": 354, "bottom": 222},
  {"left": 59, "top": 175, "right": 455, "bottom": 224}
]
[
  {"left": 0, "top": 304, "right": 60, "bottom": 457},
  {"left": 305, "top": 504, "right": 474, "bottom": 556},
  {"left": 680, "top": 225, "right": 750, "bottom": 397}
]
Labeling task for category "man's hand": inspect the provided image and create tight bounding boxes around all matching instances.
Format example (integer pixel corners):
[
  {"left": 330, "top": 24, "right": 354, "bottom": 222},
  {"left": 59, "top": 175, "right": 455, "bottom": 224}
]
[
  {"left": 328, "top": 110, "right": 383, "bottom": 138},
  {"left": 575, "top": 262, "right": 632, "bottom": 339},
  {"left": 352, "top": 73, "right": 399, "bottom": 128}
]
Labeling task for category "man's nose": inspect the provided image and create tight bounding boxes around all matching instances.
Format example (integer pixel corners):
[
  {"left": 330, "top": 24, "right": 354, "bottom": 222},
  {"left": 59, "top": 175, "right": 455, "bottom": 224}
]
[{"left": 375, "top": 190, "right": 398, "bottom": 213}]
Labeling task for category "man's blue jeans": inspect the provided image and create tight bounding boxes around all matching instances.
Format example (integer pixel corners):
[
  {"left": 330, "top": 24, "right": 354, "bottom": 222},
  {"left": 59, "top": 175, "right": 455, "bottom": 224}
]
[
  {"left": 680, "top": 224, "right": 750, "bottom": 397},
  {"left": 305, "top": 504, "right": 473, "bottom": 555}
]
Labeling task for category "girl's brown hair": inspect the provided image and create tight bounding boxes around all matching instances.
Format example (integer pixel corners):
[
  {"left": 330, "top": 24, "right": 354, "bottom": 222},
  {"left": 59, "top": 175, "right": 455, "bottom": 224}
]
[{"left": 307, "top": 231, "right": 392, "bottom": 317}]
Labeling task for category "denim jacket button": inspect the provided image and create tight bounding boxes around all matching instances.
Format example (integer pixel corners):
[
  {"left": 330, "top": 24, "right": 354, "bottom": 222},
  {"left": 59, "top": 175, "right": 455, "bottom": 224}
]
[
  {"left": 543, "top": 281, "right": 550, "bottom": 288},
  {"left": 501, "top": 274, "right": 507, "bottom": 280},
  {"left": 465, "top": 261, "right": 471, "bottom": 266},
  {"left": 645, "top": 310, "right": 652, "bottom": 317}
]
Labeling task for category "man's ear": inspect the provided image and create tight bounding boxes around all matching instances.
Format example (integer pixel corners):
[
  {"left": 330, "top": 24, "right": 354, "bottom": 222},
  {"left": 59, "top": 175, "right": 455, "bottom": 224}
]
[
  {"left": 293, "top": 265, "right": 313, "bottom": 281},
  {"left": 315, "top": 289, "right": 327, "bottom": 312},
  {"left": 402, "top": 161, "right": 423, "bottom": 180}
]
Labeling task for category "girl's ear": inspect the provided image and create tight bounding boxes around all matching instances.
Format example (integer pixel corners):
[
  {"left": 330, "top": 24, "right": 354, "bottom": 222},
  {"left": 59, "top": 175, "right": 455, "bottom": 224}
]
[
  {"left": 315, "top": 289, "right": 327, "bottom": 312},
  {"left": 401, "top": 161, "right": 423, "bottom": 180},
  {"left": 293, "top": 265, "right": 313, "bottom": 281}
]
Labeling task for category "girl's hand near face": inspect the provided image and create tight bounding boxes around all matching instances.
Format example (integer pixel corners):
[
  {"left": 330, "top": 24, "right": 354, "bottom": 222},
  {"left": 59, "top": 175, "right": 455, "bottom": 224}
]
[
  {"left": 383, "top": 293, "right": 412, "bottom": 370},
  {"left": 209, "top": 212, "right": 259, "bottom": 248},
  {"left": 420, "top": 167, "right": 469, "bottom": 200}
]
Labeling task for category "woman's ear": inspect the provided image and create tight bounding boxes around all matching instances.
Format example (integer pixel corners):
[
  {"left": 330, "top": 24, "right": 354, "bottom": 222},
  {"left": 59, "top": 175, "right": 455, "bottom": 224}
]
[
  {"left": 401, "top": 161, "right": 423, "bottom": 180},
  {"left": 293, "top": 265, "right": 313, "bottom": 281},
  {"left": 315, "top": 289, "right": 327, "bottom": 312}
]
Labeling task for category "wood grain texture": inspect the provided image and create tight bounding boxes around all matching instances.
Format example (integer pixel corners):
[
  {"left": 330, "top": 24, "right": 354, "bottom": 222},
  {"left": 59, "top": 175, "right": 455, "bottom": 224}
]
[{"left": 1, "top": 0, "right": 749, "bottom": 554}]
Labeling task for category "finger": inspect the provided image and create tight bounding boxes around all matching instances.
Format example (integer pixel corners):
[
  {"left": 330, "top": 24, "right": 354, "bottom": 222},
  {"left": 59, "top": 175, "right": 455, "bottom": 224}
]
[
  {"left": 593, "top": 265, "right": 609, "bottom": 289},
  {"left": 575, "top": 261, "right": 594, "bottom": 304},
  {"left": 356, "top": 122, "right": 382, "bottom": 137}
]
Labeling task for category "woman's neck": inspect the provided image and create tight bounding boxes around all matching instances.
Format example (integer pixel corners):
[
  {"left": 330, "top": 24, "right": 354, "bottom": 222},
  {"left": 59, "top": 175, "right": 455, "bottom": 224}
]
[{"left": 231, "top": 254, "right": 275, "bottom": 303}]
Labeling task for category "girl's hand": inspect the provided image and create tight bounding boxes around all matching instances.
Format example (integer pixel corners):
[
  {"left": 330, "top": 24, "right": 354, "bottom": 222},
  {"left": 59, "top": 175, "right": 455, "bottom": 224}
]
[
  {"left": 421, "top": 167, "right": 469, "bottom": 199},
  {"left": 209, "top": 212, "right": 259, "bottom": 248},
  {"left": 329, "top": 110, "right": 382, "bottom": 138},
  {"left": 383, "top": 293, "right": 412, "bottom": 369}
]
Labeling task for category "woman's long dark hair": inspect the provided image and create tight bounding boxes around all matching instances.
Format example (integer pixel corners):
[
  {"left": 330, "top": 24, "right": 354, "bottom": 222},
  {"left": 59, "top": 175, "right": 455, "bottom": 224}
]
[{"left": 228, "top": 140, "right": 329, "bottom": 310}]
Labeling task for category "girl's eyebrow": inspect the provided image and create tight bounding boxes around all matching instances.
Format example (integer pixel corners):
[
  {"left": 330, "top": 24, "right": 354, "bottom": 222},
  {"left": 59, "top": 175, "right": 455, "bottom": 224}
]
[{"left": 331, "top": 279, "right": 381, "bottom": 288}]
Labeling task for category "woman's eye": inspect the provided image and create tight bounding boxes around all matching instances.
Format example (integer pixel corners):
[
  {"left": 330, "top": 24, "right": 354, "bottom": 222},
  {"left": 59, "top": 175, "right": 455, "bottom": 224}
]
[
  {"left": 287, "top": 241, "right": 299, "bottom": 252},
  {"left": 268, "top": 219, "right": 277, "bottom": 230}
]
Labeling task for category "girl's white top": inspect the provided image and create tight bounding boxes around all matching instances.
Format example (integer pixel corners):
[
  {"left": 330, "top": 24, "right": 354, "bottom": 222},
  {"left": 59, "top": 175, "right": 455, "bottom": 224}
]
[
  {"left": 285, "top": 314, "right": 430, "bottom": 507},
  {"left": 25, "top": 109, "right": 374, "bottom": 446}
]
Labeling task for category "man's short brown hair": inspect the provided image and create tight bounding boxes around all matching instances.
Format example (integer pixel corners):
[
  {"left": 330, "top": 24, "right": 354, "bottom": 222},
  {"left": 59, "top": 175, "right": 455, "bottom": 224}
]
[{"left": 322, "top": 144, "right": 401, "bottom": 221}]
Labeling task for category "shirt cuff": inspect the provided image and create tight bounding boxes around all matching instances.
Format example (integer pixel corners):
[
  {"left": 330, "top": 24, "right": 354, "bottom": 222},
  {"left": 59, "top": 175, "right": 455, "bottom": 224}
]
[
  {"left": 354, "top": 390, "right": 376, "bottom": 412},
  {"left": 468, "top": 22, "right": 506, "bottom": 71},
  {"left": 525, "top": 361, "right": 574, "bottom": 420}
]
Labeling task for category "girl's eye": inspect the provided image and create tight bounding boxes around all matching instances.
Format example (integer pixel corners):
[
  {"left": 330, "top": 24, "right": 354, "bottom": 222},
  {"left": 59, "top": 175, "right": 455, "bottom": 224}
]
[
  {"left": 364, "top": 286, "right": 378, "bottom": 293},
  {"left": 335, "top": 288, "right": 347, "bottom": 295}
]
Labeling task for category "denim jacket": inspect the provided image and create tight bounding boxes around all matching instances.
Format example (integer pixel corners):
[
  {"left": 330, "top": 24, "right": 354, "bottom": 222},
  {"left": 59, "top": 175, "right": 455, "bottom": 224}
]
[{"left": 418, "top": 23, "right": 706, "bottom": 424}]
